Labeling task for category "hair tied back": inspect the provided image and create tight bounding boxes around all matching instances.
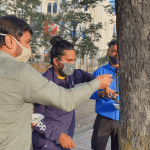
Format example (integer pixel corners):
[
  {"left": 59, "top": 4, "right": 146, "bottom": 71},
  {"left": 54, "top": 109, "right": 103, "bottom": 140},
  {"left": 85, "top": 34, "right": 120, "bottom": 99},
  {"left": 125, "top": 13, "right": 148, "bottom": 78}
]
[{"left": 50, "top": 36, "right": 63, "bottom": 46}]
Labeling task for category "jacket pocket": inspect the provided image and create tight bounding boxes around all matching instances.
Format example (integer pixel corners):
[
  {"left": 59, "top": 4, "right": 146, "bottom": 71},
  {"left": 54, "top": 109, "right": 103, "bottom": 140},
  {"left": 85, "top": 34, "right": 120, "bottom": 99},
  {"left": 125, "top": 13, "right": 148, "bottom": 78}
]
[{"left": 38, "top": 138, "right": 60, "bottom": 149}]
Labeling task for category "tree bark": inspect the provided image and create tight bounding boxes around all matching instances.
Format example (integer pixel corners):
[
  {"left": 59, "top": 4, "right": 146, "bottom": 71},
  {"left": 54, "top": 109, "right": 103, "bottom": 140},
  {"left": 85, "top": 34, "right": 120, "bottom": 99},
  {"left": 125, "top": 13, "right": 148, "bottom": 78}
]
[{"left": 116, "top": 0, "right": 150, "bottom": 149}]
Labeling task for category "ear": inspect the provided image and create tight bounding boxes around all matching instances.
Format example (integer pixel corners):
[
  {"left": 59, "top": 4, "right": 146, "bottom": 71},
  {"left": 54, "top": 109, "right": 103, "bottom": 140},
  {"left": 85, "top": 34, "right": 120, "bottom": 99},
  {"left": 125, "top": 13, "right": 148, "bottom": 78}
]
[
  {"left": 5, "top": 35, "right": 14, "bottom": 49},
  {"left": 107, "top": 51, "right": 109, "bottom": 56},
  {"left": 53, "top": 58, "right": 58, "bottom": 66}
]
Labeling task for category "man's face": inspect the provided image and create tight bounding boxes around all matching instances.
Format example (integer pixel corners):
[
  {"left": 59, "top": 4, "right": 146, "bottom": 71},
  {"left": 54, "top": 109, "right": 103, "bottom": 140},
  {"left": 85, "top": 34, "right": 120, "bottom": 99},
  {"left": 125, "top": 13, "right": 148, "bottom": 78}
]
[
  {"left": 107, "top": 44, "right": 118, "bottom": 58},
  {"left": 107, "top": 44, "right": 119, "bottom": 68},
  {"left": 57, "top": 50, "right": 76, "bottom": 70},
  {"left": 15, "top": 31, "right": 31, "bottom": 56}
]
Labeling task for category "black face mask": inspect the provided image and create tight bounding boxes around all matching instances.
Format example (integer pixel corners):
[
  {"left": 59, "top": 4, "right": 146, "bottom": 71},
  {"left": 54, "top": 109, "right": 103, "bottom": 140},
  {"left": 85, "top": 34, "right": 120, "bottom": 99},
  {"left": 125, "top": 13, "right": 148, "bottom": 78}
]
[{"left": 109, "top": 56, "right": 119, "bottom": 65}]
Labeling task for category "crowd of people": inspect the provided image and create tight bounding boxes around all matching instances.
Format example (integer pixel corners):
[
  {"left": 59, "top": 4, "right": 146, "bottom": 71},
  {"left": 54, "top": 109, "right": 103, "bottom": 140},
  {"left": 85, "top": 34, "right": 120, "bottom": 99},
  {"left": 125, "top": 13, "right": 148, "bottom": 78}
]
[{"left": 0, "top": 15, "right": 119, "bottom": 150}]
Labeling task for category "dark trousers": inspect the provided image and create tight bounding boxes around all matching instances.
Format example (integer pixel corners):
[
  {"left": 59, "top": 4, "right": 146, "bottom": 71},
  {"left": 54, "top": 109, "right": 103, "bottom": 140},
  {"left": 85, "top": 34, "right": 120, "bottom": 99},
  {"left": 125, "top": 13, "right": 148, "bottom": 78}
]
[
  {"left": 91, "top": 115, "right": 119, "bottom": 150},
  {"left": 33, "top": 144, "right": 70, "bottom": 150}
]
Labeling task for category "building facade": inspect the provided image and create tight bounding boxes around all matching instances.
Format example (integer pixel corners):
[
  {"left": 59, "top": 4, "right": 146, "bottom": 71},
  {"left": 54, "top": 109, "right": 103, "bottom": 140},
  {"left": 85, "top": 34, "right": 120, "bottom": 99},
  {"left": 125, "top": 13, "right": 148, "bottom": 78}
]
[
  {"left": 0, "top": 0, "right": 116, "bottom": 71},
  {"left": 37, "top": 0, "right": 116, "bottom": 64}
]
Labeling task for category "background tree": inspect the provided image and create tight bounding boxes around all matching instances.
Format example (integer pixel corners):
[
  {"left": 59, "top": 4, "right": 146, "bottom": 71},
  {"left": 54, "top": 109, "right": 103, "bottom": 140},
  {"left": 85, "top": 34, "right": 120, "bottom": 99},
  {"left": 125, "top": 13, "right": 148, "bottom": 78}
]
[
  {"left": 6, "top": 0, "right": 41, "bottom": 21},
  {"left": 0, "top": 1, "right": 7, "bottom": 16},
  {"left": 34, "top": 54, "right": 41, "bottom": 64},
  {"left": 97, "top": 34, "right": 116, "bottom": 66},
  {"left": 1, "top": 0, "right": 114, "bottom": 64},
  {"left": 44, "top": 54, "right": 50, "bottom": 63},
  {"left": 3, "top": 0, "right": 53, "bottom": 49},
  {"left": 49, "top": 0, "right": 103, "bottom": 58},
  {"left": 98, "top": 55, "right": 109, "bottom": 66},
  {"left": 116, "top": 0, "right": 150, "bottom": 149},
  {"left": 104, "top": 0, "right": 115, "bottom": 14}
]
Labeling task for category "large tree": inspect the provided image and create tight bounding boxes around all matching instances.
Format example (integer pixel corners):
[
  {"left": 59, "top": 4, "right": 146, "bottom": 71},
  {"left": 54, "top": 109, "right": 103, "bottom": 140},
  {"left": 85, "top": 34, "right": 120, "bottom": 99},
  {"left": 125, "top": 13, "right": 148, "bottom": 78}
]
[{"left": 116, "top": 0, "right": 150, "bottom": 149}]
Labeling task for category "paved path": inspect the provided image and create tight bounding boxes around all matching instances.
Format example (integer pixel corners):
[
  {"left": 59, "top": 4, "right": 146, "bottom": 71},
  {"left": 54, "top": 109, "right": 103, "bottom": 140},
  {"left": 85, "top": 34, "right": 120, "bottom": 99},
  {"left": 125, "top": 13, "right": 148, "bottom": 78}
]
[{"left": 73, "top": 129, "right": 111, "bottom": 150}]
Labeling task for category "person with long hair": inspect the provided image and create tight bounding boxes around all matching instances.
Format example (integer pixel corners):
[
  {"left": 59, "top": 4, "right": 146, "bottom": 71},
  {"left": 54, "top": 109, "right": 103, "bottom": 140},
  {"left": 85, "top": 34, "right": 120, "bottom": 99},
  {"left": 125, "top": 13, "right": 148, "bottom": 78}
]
[{"left": 32, "top": 36, "right": 97, "bottom": 150}]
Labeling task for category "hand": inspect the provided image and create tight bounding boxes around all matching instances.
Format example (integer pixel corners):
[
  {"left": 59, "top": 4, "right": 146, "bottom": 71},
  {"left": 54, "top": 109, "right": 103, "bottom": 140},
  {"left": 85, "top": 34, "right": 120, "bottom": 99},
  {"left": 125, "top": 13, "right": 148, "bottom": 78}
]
[
  {"left": 96, "top": 74, "right": 113, "bottom": 89},
  {"left": 98, "top": 87, "right": 118, "bottom": 98},
  {"left": 59, "top": 133, "right": 75, "bottom": 149},
  {"left": 31, "top": 111, "right": 38, "bottom": 127},
  {"left": 97, "top": 90, "right": 105, "bottom": 98},
  {"left": 31, "top": 123, "right": 38, "bottom": 127},
  {"left": 104, "top": 87, "right": 118, "bottom": 97}
]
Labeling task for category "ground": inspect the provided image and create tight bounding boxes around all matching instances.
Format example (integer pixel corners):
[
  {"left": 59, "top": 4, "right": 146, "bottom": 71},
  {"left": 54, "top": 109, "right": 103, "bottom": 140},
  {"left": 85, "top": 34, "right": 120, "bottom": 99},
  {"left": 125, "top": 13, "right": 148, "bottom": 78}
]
[
  {"left": 74, "top": 99, "right": 96, "bottom": 135},
  {"left": 74, "top": 99, "right": 111, "bottom": 150}
]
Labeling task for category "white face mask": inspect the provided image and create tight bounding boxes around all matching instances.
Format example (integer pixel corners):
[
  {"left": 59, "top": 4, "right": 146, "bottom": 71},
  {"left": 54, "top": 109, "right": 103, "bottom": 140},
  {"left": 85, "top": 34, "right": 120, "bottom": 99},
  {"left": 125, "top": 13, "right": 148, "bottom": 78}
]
[{"left": 0, "top": 33, "right": 31, "bottom": 63}]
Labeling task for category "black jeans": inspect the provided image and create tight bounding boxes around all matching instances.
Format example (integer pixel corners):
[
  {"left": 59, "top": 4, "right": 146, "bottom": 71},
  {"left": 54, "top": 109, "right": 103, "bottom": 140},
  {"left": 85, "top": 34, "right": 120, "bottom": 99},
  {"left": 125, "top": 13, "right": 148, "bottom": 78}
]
[{"left": 91, "top": 115, "right": 119, "bottom": 150}]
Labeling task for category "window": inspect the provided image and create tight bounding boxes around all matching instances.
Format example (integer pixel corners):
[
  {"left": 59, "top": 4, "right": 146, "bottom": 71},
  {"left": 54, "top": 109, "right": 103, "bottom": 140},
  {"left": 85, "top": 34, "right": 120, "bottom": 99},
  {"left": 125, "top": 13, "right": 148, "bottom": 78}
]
[
  {"left": 71, "top": 31, "right": 77, "bottom": 37},
  {"left": 61, "top": 21, "right": 65, "bottom": 26},
  {"left": 84, "top": 5, "right": 88, "bottom": 11},
  {"left": 61, "top": 21, "right": 65, "bottom": 31},
  {"left": 82, "top": 33, "right": 85, "bottom": 38},
  {"left": 82, "top": 23, "right": 86, "bottom": 38},
  {"left": 53, "top": 3, "right": 57, "bottom": 13},
  {"left": 47, "top": 3, "right": 51, "bottom": 13},
  {"left": 38, "top": 4, "right": 42, "bottom": 13},
  {"left": 62, "top": 0, "right": 66, "bottom": 2},
  {"left": 113, "top": 24, "right": 116, "bottom": 34},
  {"left": 71, "top": 21, "right": 78, "bottom": 26}
]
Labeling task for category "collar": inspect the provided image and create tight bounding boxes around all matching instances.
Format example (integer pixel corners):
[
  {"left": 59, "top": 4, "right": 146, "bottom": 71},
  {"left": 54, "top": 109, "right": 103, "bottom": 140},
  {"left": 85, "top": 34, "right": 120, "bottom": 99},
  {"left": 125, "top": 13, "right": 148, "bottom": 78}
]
[
  {"left": 49, "top": 66, "right": 69, "bottom": 82},
  {"left": 107, "top": 61, "right": 117, "bottom": 73},
  {"left": 53, "top": 66, "right": 73, "bottom": 88},
  {"left": 0, "top": 50, "right": 16, "bottom": 60},
  {"left": 57, "top": 75, "right": 65, "bottom": 80}
]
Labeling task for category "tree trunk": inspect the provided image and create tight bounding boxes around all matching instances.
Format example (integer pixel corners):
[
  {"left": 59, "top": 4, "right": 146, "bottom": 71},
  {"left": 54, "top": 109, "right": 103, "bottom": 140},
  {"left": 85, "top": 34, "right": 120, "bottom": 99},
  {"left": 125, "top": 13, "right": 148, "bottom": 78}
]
[{"left": 116, "top": 0, "right": 150, "bottom": 149}]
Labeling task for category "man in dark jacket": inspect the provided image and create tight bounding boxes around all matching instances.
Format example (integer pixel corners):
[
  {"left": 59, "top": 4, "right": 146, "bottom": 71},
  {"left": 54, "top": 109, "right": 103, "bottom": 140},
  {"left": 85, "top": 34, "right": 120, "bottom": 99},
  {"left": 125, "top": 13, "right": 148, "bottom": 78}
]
[{"left": 32, "top": 36, "right": 96, "bottom": 150}]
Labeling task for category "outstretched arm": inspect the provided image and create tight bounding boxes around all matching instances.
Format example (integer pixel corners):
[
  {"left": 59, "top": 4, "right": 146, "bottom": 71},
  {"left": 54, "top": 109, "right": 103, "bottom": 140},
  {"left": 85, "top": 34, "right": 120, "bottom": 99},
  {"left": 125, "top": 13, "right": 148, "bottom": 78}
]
[{"left": 21, "top": 65, "right": 112, "bottom": 112}]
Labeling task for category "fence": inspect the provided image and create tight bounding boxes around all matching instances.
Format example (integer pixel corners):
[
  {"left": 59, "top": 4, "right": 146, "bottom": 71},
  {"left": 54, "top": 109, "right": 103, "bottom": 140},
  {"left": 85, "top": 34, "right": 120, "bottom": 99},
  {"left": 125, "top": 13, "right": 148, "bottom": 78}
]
[{"left": 29, "top": 61, "right": 100, "bottom": 73}]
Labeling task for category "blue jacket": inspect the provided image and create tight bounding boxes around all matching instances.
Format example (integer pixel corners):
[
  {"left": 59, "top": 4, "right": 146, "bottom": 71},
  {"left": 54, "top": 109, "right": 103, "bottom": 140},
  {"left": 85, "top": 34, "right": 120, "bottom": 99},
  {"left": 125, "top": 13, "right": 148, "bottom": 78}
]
[
  {"left": 32, "top": 67, "right": 95, "bottom": 150},
  {"left": 90, "top": 62, "right": 119, "bottom": 120}
]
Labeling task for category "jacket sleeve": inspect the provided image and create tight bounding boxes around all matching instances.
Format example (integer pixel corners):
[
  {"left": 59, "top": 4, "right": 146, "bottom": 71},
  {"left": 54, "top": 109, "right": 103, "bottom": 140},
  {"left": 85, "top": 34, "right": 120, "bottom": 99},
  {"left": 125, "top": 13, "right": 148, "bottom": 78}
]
[
  {"left": 32, "top": 119, "right": 62, "bottom": 141},
  {"left": 73, "top": 69, "right": 96, "bottom": 85},
  {"left": 32, "top": 112, "right": 73, "bottom": 141},
  {"left": 33, "top": 104, "right": 62, "bottom": 141},
  {"left": 90, "top": 69, "right": 102, "bottom": 100},
  {"left": 34, "top": 104, "right": 46, "bottom": 114},
  {"left": 21, "top": 65, "right": 100, "bottom": 112}
]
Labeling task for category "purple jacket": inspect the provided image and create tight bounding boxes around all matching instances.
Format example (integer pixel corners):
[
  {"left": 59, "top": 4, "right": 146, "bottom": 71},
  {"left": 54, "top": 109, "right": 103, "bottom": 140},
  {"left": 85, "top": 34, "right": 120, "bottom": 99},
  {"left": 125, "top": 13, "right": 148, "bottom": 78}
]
[{"left": 32, "top": 67, "right": 95, "bottom": 150}]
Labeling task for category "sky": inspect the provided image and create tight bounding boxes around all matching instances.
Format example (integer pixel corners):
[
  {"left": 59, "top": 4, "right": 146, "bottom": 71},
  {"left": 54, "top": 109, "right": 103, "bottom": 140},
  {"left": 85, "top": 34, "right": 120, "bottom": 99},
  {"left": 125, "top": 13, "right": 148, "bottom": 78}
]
[
  {"left": 109, "top": 0, "right": 115, "bottom": 7},
  {"left": 108, "top": 0, "right": 115, "bottom": 13}
]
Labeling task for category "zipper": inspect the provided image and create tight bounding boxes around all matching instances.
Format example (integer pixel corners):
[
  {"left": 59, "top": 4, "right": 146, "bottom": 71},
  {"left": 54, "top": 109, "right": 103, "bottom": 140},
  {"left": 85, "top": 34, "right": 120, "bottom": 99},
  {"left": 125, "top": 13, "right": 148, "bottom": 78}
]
[{"left": 96, "top": 101, "right": 101, "bottom": 113}]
